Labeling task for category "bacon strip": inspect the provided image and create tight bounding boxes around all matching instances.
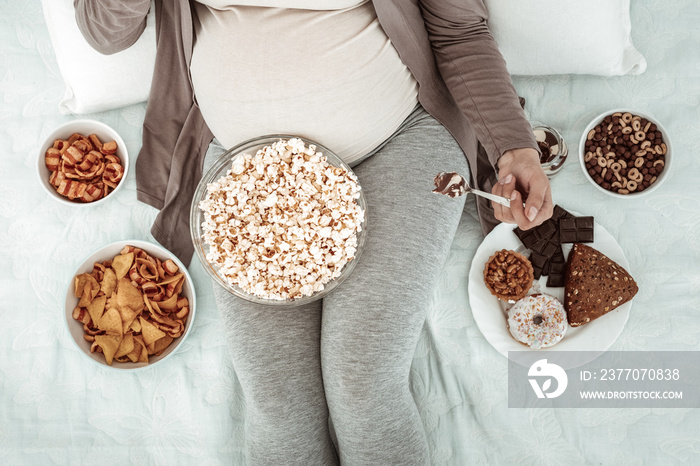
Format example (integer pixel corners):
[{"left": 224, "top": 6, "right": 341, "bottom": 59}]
[
  {"left": 45, "top": 148, "right": 61, "bottom": 171},
  {"left": 45, "top": 132, "right": 124, "bottom": 202},
  {"left": 101, "top": 140, "right": 118, "bottom": 155}
]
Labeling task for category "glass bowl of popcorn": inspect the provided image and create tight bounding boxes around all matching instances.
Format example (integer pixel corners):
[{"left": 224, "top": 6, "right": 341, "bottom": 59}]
[{"left": 190, "top": 135, "right": 367, "bottom": 306}]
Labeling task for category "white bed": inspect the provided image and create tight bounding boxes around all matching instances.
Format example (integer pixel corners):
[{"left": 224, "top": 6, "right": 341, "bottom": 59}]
[{"left": 1, "top": 0, "right": 699, "bottom": 464}]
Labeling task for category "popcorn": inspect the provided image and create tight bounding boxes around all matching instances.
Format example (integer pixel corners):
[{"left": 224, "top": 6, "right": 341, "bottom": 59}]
[{"left": 199, "top": 138, "right": 364, "bottom": 300}]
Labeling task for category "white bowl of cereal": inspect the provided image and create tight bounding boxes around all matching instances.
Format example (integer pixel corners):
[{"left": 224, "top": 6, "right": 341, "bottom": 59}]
[
  {"left": 190, "top": 135, "right": 367, "bottom": 306},
  {"left": 37, "top": 119, "right": 129, "bottom": 206},
  {"left": 579, "top": 109, "right": 671, "bottom": 198},
  {"left": 65, "top": 240, "right": 196, "bottom": 370}
]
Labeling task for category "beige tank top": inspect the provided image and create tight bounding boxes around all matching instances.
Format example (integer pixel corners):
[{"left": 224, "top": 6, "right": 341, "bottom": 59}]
[{"left": 191, "top": 0, "right": 419, "bottom": 164}]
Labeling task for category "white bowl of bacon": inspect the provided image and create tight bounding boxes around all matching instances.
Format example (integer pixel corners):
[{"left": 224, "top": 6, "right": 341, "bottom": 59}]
[
  {"left": 37, "top": 119, "right": 128, "bottom": 206},
  {"left": 65, "top": 240, "right": 196, "bottom": 370}
]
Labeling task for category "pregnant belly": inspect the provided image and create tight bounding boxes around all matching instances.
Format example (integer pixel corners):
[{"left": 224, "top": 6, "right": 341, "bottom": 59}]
[{"left": 190, "top": 2, "right": 418, "bottom": 164}]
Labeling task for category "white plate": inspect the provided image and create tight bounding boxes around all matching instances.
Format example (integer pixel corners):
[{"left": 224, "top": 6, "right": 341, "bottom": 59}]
[{"left": 468, "top": 216, "right": 632, "bottom": 367}]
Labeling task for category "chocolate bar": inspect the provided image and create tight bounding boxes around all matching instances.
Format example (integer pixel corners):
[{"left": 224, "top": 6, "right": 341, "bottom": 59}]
[
  {"left": 515, "top": 218, "right": 558, "bottom": 258},
  {"left": 512, "top": 205, "right": 592, "bottom": 288},
  {"left": 539, "top": 236, "right": 560, "bottom": 258},
  {"left": 518, "top": 218, "right": 556, "bottom": 243},
  {"left": 546, "top": 248, "right": 567, "bottom": 287},
  {"left": 559, "top": 216, "right": 595, "bottom": 243},
  {"left": 551, "top": 205, "right": 574, "bottom": 222},
  {"left": 529, "top": 251, "right": 548, "bottom": 279}
]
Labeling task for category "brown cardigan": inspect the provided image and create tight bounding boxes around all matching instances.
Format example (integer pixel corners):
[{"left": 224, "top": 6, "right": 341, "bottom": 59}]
[{"left": 75, "top": 0, "right": 538, "bottom": 264}]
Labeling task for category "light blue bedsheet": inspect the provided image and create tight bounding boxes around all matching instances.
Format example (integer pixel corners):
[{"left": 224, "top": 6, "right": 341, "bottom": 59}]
[{"left": 1, "top": 0, "right": 698, "bottom": 464}]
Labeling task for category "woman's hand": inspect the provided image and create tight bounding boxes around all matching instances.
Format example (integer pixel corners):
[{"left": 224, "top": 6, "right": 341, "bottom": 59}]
[{"left": 491, "top": 148, "right": 553, "bottom": 230}]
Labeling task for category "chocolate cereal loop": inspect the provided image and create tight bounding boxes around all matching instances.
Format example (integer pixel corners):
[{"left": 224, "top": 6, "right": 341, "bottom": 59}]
[{"left": 583, "top": 112, "right": 666, "bottom": 195}]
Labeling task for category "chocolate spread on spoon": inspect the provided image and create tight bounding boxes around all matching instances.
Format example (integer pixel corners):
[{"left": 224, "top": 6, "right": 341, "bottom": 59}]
[{"left": 432, "top": 172, "right": 468, "bottom": 198}]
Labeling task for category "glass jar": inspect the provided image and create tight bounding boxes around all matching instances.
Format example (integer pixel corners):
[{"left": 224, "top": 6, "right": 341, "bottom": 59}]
[{"left": 532, "top": 125, "right": 567, "bottom": 177}]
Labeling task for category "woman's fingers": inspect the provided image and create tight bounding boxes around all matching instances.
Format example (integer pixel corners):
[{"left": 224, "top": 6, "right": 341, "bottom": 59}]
[
  {"left": 492, "top": 174, "right": 516, "bottom": 223},
  {"left": 492, "top": 171, "right": 553, "bottom": 229}
]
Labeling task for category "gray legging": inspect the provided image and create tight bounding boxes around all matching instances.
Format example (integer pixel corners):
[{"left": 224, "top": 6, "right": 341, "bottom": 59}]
[{"left": 204, "top": 106, "right": 471, "bottom": 465}]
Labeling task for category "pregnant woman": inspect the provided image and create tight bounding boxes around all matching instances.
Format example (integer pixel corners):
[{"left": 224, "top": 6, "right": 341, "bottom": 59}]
[{"left": 76, "top": 1, "right": 552, "bottom": 463}]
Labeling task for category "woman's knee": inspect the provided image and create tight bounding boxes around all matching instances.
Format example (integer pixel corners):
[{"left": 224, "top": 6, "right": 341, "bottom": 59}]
[{"left": 321, "top": 332, "right": 414, "bottom": 416}]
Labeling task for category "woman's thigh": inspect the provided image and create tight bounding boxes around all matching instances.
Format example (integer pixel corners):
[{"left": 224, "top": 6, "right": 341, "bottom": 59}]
[
  {"left": 204, "top": 140, "right": 336, "bottom": 463},
  {"left": 319, "top": 109, "right": 470, "bottom": 460},
  {"left": 204, "top": 138, "right": 327, "bottom": 419},
  {"left": 322, "top": 108, "right": 470, "bottom": 355}
]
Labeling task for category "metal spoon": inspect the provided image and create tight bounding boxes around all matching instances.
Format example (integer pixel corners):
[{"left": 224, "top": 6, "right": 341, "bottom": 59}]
[{"left": 432, "top": 171, "right": 511, "bottom": 207}]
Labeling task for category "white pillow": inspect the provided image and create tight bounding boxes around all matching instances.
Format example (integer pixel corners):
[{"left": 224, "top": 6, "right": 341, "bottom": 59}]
[
  {"left": 42, "top": 0, "right": 156, "bottom": 114},
  {"left": 43, "top": 0, "right": 645, "bottom": 115},
  {"left": 485, "top": 0, "right": 646, "bottom": 76}
]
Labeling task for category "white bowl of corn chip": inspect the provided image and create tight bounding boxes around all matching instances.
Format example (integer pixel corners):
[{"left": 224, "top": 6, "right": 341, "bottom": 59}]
[{"left": 64, "top": 240, "right": 196, "bottom": 370}]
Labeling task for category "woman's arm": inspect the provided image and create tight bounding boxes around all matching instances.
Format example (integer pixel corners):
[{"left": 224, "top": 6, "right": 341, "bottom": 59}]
[
  {"left": 419, "top": 0, "right": 533, "bottom": 167},
  {"left": 74, "top": 0, "right": 151, "bottom": 55},
  {"left": 420, "top": 0, "right": 552, "bottom": 228}
]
